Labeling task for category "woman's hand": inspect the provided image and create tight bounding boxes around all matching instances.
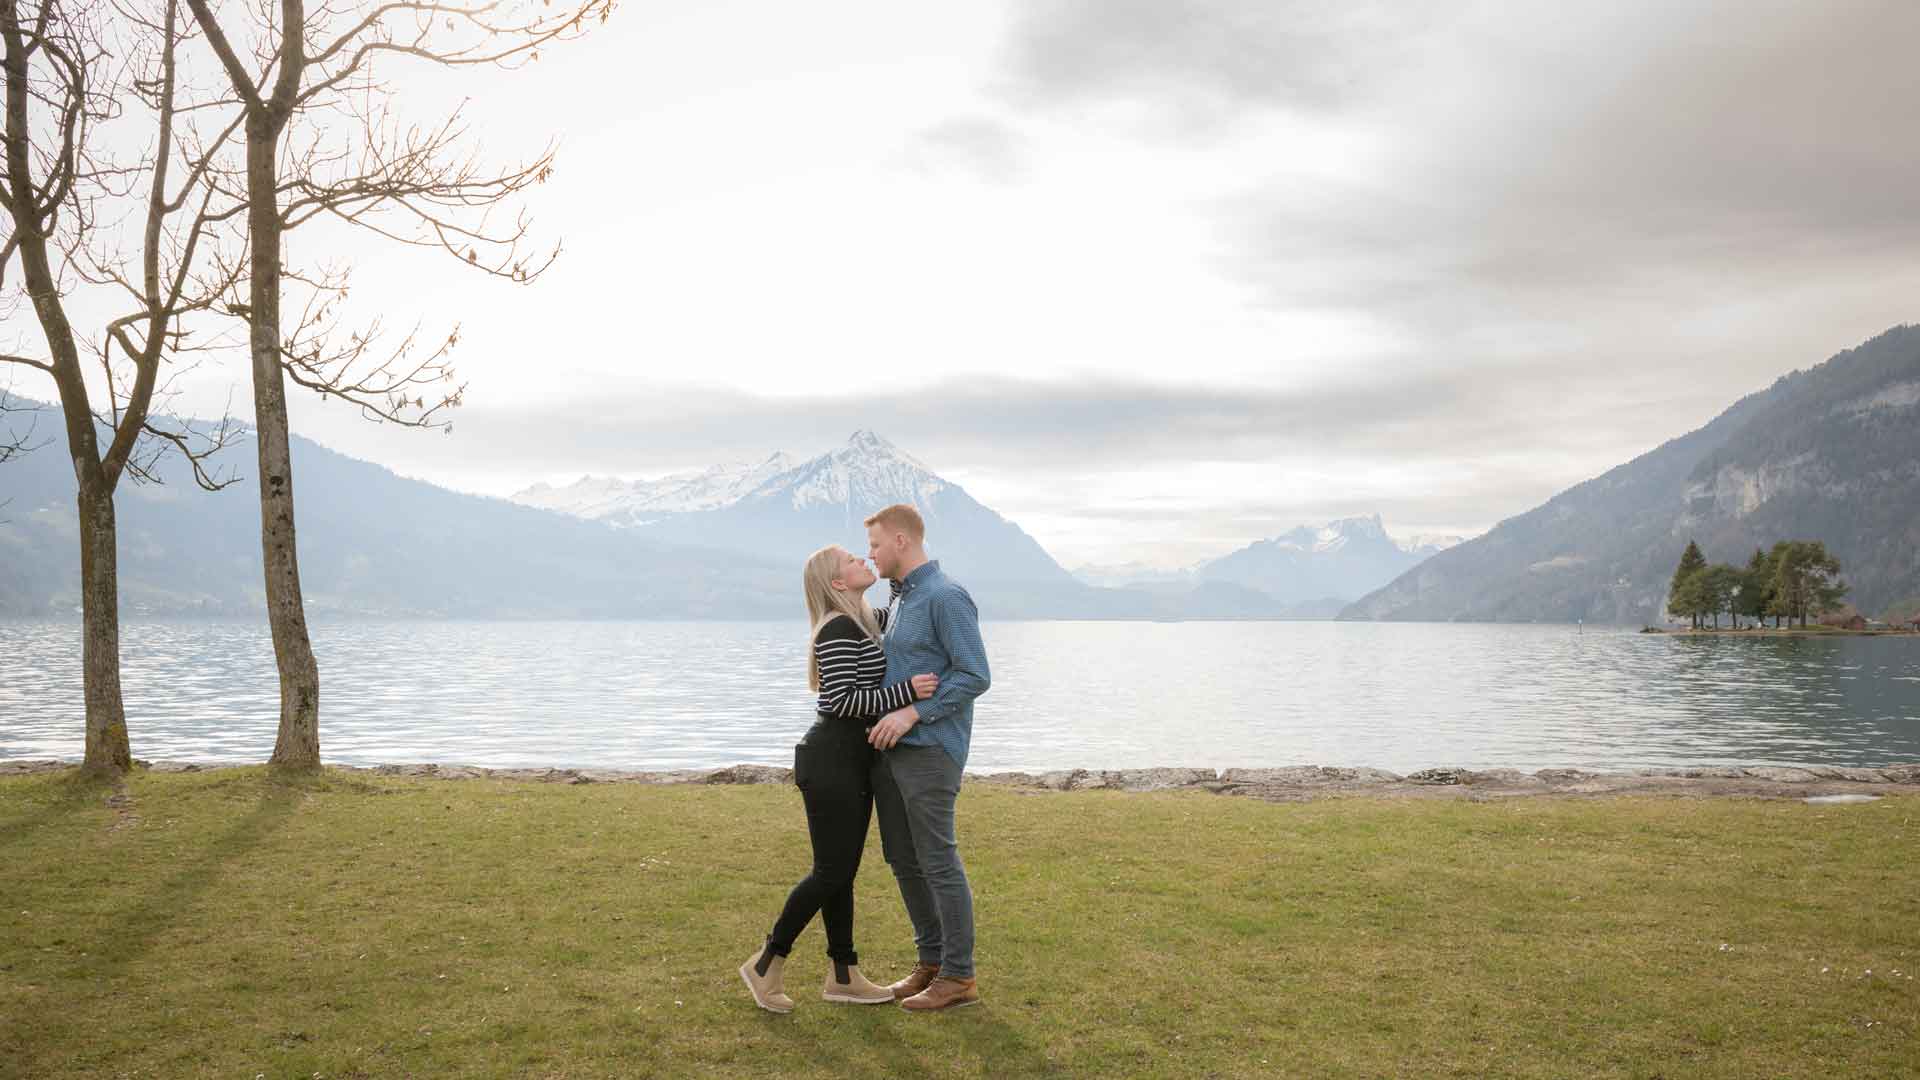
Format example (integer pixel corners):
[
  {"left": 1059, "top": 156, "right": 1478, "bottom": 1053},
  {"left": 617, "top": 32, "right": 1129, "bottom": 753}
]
[{"left": 911, "top": 673, "right": 939, "bottom": 700}]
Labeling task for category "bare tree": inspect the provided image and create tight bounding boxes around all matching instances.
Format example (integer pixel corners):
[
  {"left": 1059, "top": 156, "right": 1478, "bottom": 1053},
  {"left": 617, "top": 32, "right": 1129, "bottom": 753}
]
[
  {"left": 1, "top": 0, "right": 243, "bottom": 777},
  {"left": 181, "top": 0, "right": 612, "bottom": 769}
]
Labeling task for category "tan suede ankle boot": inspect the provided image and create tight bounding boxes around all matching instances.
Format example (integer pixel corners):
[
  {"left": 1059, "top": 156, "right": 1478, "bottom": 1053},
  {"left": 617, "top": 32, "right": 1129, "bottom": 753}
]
[
  {"left": 822, "top": 961, "right": 895, "bottom": 1004},
  {"left": 739, "top": 948, "right": 795, "bottom": 1014}
]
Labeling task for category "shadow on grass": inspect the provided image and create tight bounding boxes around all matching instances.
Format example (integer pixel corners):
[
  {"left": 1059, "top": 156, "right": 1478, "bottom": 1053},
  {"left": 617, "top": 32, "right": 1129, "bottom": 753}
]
[
  {"left": 798, "top": 1002, "right": 1064, "bottom": 1077},
  {"left": 3, "top": 774, "right": 305, "bottom": 1077},
  {"left": 101, "top": 776, "right": 306, "bottom": 962},
  {"left": 0, "top": 769, "right": 118, "bottom": 852}
]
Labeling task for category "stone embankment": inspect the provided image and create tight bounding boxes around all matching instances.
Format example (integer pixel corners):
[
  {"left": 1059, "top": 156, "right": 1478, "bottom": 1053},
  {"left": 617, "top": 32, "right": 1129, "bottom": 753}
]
[{"left": 5, "top": 758, "right": 1918, "bottom": 802}]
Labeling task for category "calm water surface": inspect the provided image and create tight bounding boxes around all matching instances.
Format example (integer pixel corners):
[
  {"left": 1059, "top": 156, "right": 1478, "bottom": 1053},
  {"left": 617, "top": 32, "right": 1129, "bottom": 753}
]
[{"left": 3, "top": 620, "right": 1919, "bottom": 772}]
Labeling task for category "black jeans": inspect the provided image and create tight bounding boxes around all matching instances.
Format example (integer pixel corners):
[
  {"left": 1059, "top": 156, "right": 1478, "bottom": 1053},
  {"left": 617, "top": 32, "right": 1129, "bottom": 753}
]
[{"left": 765, "top": 716, "right": 875, "bottom": 965}]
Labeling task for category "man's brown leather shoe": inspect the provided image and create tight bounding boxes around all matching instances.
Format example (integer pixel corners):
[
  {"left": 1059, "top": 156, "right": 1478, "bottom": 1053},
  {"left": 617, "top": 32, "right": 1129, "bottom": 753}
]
[
  {"left": 888, "top": 962, "right": 940, "bottom": 1001},
  {"left": 900, "top": 975, "right": 979, "bottom": 1011}
]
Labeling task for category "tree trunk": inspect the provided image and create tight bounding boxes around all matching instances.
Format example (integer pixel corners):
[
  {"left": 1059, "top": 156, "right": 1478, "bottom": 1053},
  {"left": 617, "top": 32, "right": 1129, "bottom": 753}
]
[
  {"left": 76, "top": 475, "right": 132, "bottom": 776},
  {"left": 6, "top": 9, "right": 133, "bottom": 777},
  {"left": 246, "top": 116, "right": 321, "bottom": 769}
]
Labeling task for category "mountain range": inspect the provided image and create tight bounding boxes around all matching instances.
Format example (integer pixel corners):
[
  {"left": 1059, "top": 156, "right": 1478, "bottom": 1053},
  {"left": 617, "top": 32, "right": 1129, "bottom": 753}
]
[
  {"left": 514, "top": 453, "right": 796, "bottom": 523},
  {"left": 1072, "top": 517, "right": 1465, "bottom": 617},
  {"left": 549, "top": 431, "right": 1077, "bottom": 589},
  {"left": 1343, "top": 324, "right": 1920, "bottom": 623},
  {"left": 1195, "top": 516, "right": 1462, "bottom": 615},
  {"left": 0, "top": 418, "right": 792, "bottom": 619},
  {"left": 8, "top": 324, "right": 1917, "bottom": 623},
  {"left": 0, "top": 424, "right": 1165, "bottom": 618},
  {"left": 511, "top": 438, "right": 1457, "bottom": 617}
]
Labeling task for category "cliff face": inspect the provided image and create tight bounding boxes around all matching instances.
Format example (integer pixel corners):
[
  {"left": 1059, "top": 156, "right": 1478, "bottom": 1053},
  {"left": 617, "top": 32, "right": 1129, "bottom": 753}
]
[
  {"left": 1687, "top": 453, "right": 1819, "bottom": 518},
  {"left": 1344, "top": 325, "right": 1920, "bottom": 623}
]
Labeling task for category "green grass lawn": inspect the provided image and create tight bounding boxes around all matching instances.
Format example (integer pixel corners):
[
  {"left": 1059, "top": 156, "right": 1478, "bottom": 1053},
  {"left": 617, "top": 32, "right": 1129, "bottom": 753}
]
[{"left": 2, "top": 770, "right": 1915, "bottom": 1078}]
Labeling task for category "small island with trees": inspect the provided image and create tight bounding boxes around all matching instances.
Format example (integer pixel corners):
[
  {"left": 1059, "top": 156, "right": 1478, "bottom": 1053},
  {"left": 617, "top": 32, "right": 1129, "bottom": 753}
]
[{"left": 1647, "top": 538, "right": 1920, "bottom": 634}]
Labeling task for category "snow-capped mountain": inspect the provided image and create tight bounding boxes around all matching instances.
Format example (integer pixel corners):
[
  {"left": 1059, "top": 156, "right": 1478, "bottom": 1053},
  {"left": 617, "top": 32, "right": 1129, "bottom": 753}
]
[
  {"left": 1191, "top": 515, "right": 1467, "bottom": 605},
  {"left": 512, "top": 453, "right": 796, "bottom": 523},
  {"left": 524, "top": 431, "right": 1076, "bottom": 593},
  {"left": 1074, "top": 517, "right": 1466, "bottom": 596},
  {"left": 755, "top": 430, "right": 951, "bottom": 515},
  {"left": 1225, "top": 515, "right": 1466, "bottom": 561},
  {"left": 512, "top": 474, "right": 634, "bottom": 518},
  {"left": 1069, "top": 561, "right": 1197, "bottom": 591},
  {"left": 0, "top": 399, "right": 795, "bottom": 618},
  {"left": 1401, "top": 533, "right": 1469, "bottom": 558}
]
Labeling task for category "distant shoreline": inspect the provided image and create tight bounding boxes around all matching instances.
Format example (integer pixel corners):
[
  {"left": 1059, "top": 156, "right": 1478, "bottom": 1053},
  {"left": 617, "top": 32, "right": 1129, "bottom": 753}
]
[
  {"left": 1642, "top": 626, "right": 1920, "bottom": 637},
  {"left": 7, "top": 758, "right": 1917, "bottom": 802}
]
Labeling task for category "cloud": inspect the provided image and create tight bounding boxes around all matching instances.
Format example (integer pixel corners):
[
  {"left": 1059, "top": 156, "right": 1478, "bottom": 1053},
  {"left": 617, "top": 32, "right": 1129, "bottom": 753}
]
[
  {"left": 1003, "top": 0, "right": 1447, "bottom": 121},
  {"left": 997, "top": 0, "right": 1920, "bottom": 373},
  {"left": 403, "top": 363, "right": 1674, "bottom": 471},
  {"left": 307, "top": 354, "right": 1745, "bottom": 542},
  {"left": 269, "top": 2, "right": 1920, "bottom": 564},
  {"left": 904, "top": 117, "right": 1027, "bottom": 183}
]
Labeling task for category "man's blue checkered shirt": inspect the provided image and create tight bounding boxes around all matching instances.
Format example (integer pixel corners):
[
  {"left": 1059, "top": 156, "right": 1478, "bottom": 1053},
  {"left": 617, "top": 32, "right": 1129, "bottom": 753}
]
[{"left": 883, "top": 560, "right": 990, "bottom": 769}]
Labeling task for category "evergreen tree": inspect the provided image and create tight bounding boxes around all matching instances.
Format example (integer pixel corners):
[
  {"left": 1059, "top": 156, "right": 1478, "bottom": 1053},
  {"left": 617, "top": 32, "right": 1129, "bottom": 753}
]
[
  {"left": 1737, "top": 548, "right": 1773, "bottom": 626},
  {"left": 1766, "top": 540, "right": 1801, "bottom": 627},
  {"left": 1669, "top": 573, "right": 1706, "bottom": 628},
  {"left": 1669, "top": 540, "right": 1708, "bottom": 628},
  {"left": 1771, "top": 541, "right": 1809, "bottom": 626}
]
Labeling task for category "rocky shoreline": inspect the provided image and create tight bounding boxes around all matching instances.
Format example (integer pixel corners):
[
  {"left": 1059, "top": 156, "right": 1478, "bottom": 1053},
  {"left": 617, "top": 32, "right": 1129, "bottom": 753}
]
[{"left": 4, "top": 758, "right": 1919, "bottom": 802}]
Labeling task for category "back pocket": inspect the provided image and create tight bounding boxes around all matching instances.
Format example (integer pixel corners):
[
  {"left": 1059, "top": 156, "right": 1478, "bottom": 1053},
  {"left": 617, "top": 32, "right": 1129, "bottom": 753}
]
[{"left": 792, "top": 741, "right": 816, "bottom": 790}]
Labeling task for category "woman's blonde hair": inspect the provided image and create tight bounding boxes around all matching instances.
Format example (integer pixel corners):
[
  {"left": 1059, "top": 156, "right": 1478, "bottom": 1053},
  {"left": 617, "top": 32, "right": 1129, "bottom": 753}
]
[{"left": 803, "top": 545, "right": 882, "bottom": 691}]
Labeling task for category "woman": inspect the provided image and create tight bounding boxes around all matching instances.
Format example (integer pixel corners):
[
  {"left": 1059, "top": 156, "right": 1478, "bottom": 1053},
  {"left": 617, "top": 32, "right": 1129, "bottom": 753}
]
[{"left": 738, "top": 545, "right": 938, "bottom": 1013}]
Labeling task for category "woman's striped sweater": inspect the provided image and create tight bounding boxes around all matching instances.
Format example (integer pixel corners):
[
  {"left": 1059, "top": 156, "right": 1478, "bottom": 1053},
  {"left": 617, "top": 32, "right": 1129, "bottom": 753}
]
[{"left": 814, "top": 610, "right": 915, "bottom": 721}]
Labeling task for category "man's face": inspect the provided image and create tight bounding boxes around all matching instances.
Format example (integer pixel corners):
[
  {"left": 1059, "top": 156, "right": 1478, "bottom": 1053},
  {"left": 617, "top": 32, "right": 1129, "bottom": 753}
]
[{"left": 867, "top": 523, "right": 899, "bottom": 580}]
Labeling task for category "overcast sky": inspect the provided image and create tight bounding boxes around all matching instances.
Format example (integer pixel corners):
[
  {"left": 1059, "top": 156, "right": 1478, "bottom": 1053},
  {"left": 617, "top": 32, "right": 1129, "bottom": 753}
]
[{"left": 11, "top": 0, "right": 1920, "bottom": 567}]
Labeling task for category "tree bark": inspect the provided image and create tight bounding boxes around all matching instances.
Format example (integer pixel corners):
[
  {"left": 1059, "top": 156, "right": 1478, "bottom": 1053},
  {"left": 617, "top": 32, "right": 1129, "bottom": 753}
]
[
  {"left": 76, "top": 480, "right": 132, "bottom": 776},
  {"left": 246, "top": 115, "right": 320, "bottom": 769}
]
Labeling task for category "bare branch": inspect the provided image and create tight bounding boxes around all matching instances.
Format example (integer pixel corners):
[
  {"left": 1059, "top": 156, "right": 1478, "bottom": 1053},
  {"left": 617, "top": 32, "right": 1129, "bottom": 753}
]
[
  {"left": 0, "top": 229, "right": 19, "bottom": 286},
  {"left": 0, "top": 384, "right": 48, "bottom": 462},
  {"left": 174, "top": 0, "right": 611, "bottom": 442},
  {"left": 130, "top": 411, "right": 243, "bottom": 490},
  {"left": 0, "top": 351, "right": 56, "bottom": 373},
  {"left": 255, "top": 263, "right": 466, "bottom": 427},
  {"left": 298, "top": 0, "right": 614, "bottom": 110},
  {"left": 181, "top": 0, "right": 265, "bottom": 110}
]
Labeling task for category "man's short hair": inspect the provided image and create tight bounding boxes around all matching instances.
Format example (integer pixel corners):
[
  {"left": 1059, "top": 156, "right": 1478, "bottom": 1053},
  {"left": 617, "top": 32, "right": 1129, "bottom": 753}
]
[{"left": 864, "top": 503, "right": 926, "bottom": 542}]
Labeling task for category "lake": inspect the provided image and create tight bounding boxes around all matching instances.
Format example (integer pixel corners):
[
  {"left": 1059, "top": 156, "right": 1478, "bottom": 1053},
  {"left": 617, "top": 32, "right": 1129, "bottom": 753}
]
[{"left": 3, "top": 619, "right": 1919, "bottom": 773}]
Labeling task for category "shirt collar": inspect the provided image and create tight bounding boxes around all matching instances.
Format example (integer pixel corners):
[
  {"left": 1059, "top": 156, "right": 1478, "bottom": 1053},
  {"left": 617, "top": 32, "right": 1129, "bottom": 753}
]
[{"left": 896, "top": 560, "right": 941, "bottom": 596}]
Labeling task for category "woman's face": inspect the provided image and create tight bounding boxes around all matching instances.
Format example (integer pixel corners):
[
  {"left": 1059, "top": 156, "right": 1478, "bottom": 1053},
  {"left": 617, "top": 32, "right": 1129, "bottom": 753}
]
[{"left": 832, "top": 548, "right": 877, "bottom": 594}]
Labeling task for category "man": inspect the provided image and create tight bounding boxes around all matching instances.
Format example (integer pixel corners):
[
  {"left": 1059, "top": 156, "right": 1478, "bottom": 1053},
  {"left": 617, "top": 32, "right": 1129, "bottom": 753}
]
[{"left": 864, "top": 503, "right": 990, "bottom": 1011}]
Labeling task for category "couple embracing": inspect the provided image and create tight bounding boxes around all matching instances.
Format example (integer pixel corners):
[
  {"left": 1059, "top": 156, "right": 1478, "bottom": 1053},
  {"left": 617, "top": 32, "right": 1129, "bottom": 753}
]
[{"left": 739, "top": 503, "right": 991, "bottom": 1013}]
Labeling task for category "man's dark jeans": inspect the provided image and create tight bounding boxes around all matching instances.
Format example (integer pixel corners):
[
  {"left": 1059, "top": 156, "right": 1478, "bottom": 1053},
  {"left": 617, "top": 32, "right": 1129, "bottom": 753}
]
[{"left": 872, "top": 742, "right": 975, "bottom": 980}]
